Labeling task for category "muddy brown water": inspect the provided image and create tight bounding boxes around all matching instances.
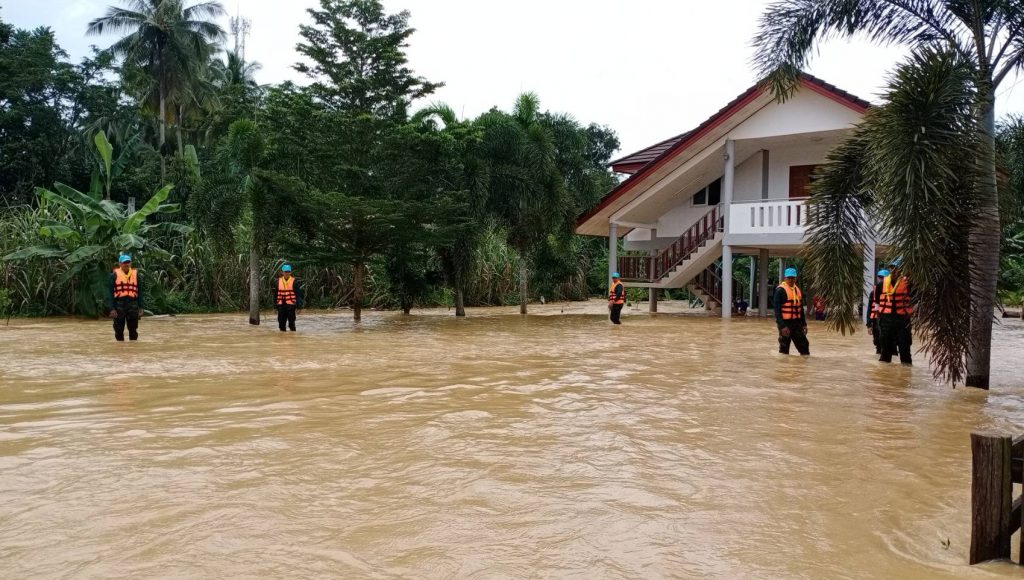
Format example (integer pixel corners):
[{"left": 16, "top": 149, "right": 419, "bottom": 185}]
[{"left": 1, "top": 304, "right": 1023, "bottom": 578}]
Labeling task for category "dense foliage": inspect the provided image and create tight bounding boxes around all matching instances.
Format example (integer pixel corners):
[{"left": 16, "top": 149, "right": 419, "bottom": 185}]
[{"left": 0, "top": 0, "right": 619, "bottom": 320}]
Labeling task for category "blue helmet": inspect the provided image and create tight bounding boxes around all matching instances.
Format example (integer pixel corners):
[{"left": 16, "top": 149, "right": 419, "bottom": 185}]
[
  {"left": 118, "top": 254, "right": 132, "bottom": 263},
  {"left": 611, "top": 272, "right": 620, "bottom": 278},
  {"left": 878, "top": 269, "right": 890, "bottom": 277},
  {"left": 281, "top": 264, "right": 293, "bottom": 272},
  {"left": 784, "top": 267, "right": 798, "bottom": 278}
]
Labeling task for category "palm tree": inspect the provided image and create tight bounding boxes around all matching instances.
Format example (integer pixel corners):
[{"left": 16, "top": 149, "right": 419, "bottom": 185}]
[
  {"left": 802, "top": 47, "right": 980, "bottom": 383},
  {"left": 87, "top": 0, "right": 226, "bottom": 182},
  {"left": 210, "top": 50, "right": 261, "bottom": 92},
  {"left": 220, "top": 119, "right": 270, "bottom": 326},
  {"left": 411, "top": 103, "right": 487, "bottom": 317},
  {"left": 754, "top": 1, "right": 1024, "bottom": 389},
  {"left": 478, "top": 93, "right": 566, "bottom": 315}
]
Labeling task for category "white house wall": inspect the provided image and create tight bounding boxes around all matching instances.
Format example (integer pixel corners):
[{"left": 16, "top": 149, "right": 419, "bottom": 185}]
[
  {"left": 728, "top": 90, "right": 862, "bottom": 141},
  {"left": 624, "top": 201, "right": 711, "bottom": 243},
  {"left": 733, "top": 152, "right": 763, "bottom": 202}
]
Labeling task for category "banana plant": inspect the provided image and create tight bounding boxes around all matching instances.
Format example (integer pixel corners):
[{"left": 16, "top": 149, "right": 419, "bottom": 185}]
[{"left": 2, "top": 133, "right": 192, "bottom": 315}]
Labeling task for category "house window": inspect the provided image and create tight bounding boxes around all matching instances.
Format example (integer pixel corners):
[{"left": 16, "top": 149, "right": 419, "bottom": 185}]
[
  {"left": 789, "top": 165, "right": 819, "bottom": 198},
  {"left": 692, "top": 178, "right": 722, "bottom": 206}
]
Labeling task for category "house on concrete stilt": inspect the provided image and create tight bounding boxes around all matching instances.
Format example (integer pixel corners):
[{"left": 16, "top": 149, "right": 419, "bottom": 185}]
[{"left": 576, "top": 73, "right": 882, "bottom": 318}]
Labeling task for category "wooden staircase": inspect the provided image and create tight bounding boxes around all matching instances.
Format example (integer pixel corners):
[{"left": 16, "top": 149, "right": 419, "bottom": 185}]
[
  {"left": 618, "top": 205, "right": 724, "bottom": 288},
  {"left": 617, "top": 205, "right": 742, "bottom": 314}
]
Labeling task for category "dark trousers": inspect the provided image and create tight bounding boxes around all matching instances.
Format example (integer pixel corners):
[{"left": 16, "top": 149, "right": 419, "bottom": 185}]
[
  {"left": 869, "top": 319, "right": 881, "bottom": 354},
  {"left": 113, "top": 300, "right": 140, "bottom": 341},
  {"left": 277, "top": 305, "right": 296, "bottom": 331},
  {"left": 879, "top": 314, "right": 912, "bottom": 364},
  {"left": 778, "top": 320, "right": 810, "bottom": 355},
  {"left": 609, "top": 303, "right": 623, "bottom": 324}
]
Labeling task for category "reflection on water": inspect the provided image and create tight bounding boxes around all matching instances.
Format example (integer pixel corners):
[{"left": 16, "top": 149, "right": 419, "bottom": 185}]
[{"left": 1, "top": 308, "right": 1023, "bottom": 578}]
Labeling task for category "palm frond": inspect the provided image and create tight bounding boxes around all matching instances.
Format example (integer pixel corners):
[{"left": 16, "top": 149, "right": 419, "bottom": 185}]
[{"left": 753, "top": 0, "right": 963, "bottom": 100}]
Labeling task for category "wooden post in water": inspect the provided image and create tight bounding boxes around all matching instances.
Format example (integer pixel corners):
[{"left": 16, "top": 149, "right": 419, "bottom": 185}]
[{"left": 970, "top": 432, "right": 1013, "bottom": 564}]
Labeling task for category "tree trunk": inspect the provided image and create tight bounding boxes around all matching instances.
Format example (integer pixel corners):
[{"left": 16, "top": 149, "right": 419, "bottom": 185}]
[
  {"left": 966, "top": 87, "right": 1000, "bottom": 389},
  {"left": 353, "top": 261, "right": 365, "bottom": 322},
  {"left": 248, "top": 242, "right": 260, "bottom": 325},
  {"left": 176, "top": 104, "right": 185, "bottom": 159},
  {"left": 518, "top": 250, "right": 528, "bottom": 315},
  {"left": 455, "top": 286, "right": 466, "bottom": 317},
  {"left": 158, "top": 84, "right": 167, "bottom": 183}
]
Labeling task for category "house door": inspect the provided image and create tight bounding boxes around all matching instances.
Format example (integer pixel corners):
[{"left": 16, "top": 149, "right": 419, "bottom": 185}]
[{"left": 788, "top": 164, "right": 817, "bottom": 198}]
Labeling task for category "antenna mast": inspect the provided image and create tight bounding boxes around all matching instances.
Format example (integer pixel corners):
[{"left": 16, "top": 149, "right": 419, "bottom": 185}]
[{"left": 229, "top": 8, "right": 252, "bottom": 61}]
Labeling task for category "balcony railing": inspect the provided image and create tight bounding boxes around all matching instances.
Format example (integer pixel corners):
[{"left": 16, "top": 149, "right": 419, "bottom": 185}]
[{"left": 729, "top": 198, "right": 809, "bottom": 235}]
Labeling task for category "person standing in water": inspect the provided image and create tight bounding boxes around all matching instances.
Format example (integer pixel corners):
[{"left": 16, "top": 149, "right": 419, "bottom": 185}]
[
  {"left": 274, "top": 264, "right": 303, "bottom": 332},
  {"left": 108, "top": 254, "right": 143, "bottom": 341},
  {"left": 866, "top": 269, "right": 888, "bottom": 354},
  {"left": 608, "top": 272, "right": 625, "bottom": 324},
  {"left": 774, "top": 267, "right": 809, "bottom": 356},
  {"left": 878, "top": 261, "right": 913, "bottom": 365}
]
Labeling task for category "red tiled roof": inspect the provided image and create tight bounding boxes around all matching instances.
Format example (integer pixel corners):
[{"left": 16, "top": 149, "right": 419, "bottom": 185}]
[
  {"left": 610, "top": 132, "right": 693, "bottom": 172},
  {"left": 579, "top": 73, "right": 870, "bottom": 231}
]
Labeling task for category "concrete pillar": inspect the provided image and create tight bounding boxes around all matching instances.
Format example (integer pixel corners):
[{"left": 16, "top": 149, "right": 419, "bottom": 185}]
[
  {"left": 722, "top": 245, "right": 733, "bottom": 319},
  {"left": 758, "top": 249, "right": 769, "bottom": 316},
  {"left": 649, "top": 228, "right": 658, "bottom": 313},
  {"left": 748, "top": 256, "right": 755, "bottom": 302},
  {"left": 721, "top": 140, "right": 735, "bottom": 319},
  {"left": 608, "top": 222, "right": 618, "bottom": 286},
  {"left": 723, "top": 140, "right": 735, "bottom": 229},
  {"left": 778, "top": 259, "right": 785, "bottom": 282},
  {"left": 862, "top": 238, "right": 876, "bottom": 324}
]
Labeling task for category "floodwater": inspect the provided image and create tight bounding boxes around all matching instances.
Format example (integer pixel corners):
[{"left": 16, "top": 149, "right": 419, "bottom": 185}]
[{"left": 1, "top": 303, "right": 1023, "bottom": 579}]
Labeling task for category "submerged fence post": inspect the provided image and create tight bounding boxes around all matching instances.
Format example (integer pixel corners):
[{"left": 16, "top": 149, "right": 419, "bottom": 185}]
[{"left": 970, "top": 432, "right": 1013, "bottom": 564}]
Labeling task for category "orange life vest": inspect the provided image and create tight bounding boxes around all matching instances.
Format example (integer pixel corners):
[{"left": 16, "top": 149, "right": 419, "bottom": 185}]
[
  {"left": 277, "top": 276, "right": 297, "bottom": 306},
  {"left": 113, "top": 268, "right": 139, "bottom": 299},
  {"left": 869, "top": 289, "right": 880, "bottom": 320},
  {"left": 608, "top": 280, "right": 625, "bottom": 305},
  {"left": 880, "top": 275, "right": 912, "bottom": 316},
  {"left": 778, "top": 283, "right": 803, "bottom": 320}
]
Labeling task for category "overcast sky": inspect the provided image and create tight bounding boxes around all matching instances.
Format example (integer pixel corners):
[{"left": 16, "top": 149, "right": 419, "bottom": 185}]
[{"left": 6, "top": 0, "right": 1024, "bottom": 157}]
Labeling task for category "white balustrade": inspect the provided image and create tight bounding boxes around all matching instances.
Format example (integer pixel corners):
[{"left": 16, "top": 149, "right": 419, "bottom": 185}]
[{"left": 729, "top": 198, "right": 808, "bottom": 235}]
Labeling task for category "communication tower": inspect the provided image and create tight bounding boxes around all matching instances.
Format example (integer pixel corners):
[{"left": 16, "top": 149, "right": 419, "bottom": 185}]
[{"left": 229, "top": 13, "right": 252, "bottom": 61}]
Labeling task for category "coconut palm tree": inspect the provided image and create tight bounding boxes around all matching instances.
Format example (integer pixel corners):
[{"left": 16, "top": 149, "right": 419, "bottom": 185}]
[
  {"left": 411, "top": 103, "right": 487, "bottom": 317},
  {"left": 87, "top": 0, "right": 226, "bottom": 182},
  {"left": 210, "top": 50, "right": 261, "bottom": 92},
  {"left": 754, "top": 1, "right": 1024, "bottom": 388},
  {"left": 478, "top": 93, "right": 567, "bottom": 315}
]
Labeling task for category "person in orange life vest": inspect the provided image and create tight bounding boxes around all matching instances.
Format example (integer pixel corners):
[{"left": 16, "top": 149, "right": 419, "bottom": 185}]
[
  {"left": 774, "top": 267, "right": 809, "bottom": 355},
  {"left": 273, "top": 264, "right": 304, "bottom": 331},
  {"left": 608, "top": 272, "right": 625, "bottom": 324},
  {"left": 866, "top": 269, "right": 888, "bottom": 354},
  {"left": 877, "top": 260, "right": 913, "bottom": 365},
  {"left": 107, "top": 253, "right": 143, "bottom": 341},
  {"left": 813, "top": 295, "right": 827, "bottom": 321}
]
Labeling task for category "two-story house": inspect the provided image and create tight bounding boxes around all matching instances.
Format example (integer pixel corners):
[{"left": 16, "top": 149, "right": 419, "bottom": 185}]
[{"left": 576, "top": 73, "right": 881, "bottom": 319}]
